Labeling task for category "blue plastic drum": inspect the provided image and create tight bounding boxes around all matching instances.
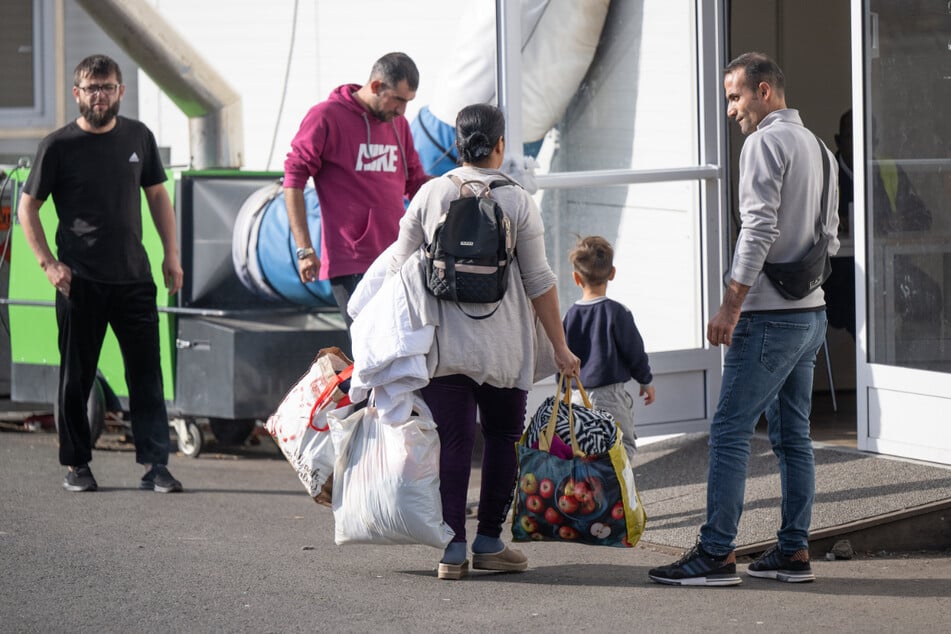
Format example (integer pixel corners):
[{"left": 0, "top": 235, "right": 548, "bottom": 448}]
[{"left": 231, "top": 183, "right": 335, "bottom": 307}]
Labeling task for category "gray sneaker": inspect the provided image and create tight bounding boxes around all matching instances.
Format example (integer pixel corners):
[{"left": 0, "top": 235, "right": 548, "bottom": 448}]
[
  {"left": 140, "top": 465, "right": 183, "bottom": 493},
  {"left": 63, "top": 465, "right": 98, "bottom": 492}
]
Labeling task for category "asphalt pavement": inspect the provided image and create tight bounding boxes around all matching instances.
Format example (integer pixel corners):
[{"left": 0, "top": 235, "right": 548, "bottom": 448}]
[{"left": 2, "top": 427, "right": 950, "bottom": 633}]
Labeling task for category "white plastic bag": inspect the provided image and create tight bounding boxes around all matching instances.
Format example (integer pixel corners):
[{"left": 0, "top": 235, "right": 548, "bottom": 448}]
[
  {"left": 329, "top": 395, "right": 454, "bottom": 548},
  {"left": 266, "top": 348, "right": 353, "bottom": 506}
]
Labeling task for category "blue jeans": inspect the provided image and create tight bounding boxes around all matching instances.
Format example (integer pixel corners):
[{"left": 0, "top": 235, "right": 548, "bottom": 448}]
[{"left": 700, "top": 309, "right": 827, "bottom": 556}]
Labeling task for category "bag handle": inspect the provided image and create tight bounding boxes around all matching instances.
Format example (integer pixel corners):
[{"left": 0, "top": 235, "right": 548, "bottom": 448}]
[
  {"left": 538, "top": 374, "right": 586, "bottom": 458},
  {"left": 564, "top": 374, "right": 594, "bottom": 409},
  {"left": 308, "top": 364, "right": 354, "bottom": 432}
]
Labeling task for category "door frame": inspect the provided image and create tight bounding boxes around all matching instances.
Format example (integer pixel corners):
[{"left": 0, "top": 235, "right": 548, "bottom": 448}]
[{"left": 851, "top": 1, "right": 951, "bottom": 465}]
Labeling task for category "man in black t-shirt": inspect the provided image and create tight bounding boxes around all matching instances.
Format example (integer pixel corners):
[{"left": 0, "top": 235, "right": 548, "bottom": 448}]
[{"left": 18, "top": 54, "right": 185, "bottom": 493}]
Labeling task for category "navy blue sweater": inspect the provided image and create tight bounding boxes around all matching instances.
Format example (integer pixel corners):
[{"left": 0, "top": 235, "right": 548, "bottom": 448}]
[{"left": 563, "top": 297, "right": 653, "bottom": 388}]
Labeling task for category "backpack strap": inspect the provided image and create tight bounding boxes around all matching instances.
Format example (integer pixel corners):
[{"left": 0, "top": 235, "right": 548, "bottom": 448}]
[
  {"left": 458, "top": 300, "right": 504, "bottom": 320},
  {"left": 447, "top": 174, "right": 517, "bottom": 198}
]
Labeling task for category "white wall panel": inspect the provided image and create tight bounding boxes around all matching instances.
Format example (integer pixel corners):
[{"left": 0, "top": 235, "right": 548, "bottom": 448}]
[{"left": 867, "top": 387, "right": 951, "bottom": 465}]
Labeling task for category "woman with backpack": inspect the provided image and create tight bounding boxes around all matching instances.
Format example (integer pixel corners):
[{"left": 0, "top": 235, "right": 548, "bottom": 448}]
[{"left": 386, "top": 103, "right": 580, "bottom": 580}]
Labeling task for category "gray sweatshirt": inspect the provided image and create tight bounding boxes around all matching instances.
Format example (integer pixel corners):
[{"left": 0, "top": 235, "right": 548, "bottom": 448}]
[
  {"left": 387, "top": 165, "right": 558, "bottom": 390},
  {"left": 731, "top": 109, "right": 840, "bottom": 311}
]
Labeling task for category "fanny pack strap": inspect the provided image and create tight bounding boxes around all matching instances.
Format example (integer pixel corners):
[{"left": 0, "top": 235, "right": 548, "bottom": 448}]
[{"left": 814, "top": 134, "right": 832, "bottom": 239}]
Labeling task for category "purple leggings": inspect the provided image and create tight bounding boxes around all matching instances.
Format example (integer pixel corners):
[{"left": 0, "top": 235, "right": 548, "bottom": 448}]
[{"left": 420, "top": 375, "right": 528, "bottom": 543}]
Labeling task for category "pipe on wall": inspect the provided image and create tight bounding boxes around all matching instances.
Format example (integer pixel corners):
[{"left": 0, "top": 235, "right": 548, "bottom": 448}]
[{"left": 74, "top": 0, "right": 243, "bottom": 169}]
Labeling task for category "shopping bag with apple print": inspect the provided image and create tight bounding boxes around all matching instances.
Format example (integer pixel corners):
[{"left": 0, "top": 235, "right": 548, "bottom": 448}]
[{"left": 511, "top": 376, "right": 646, "bottom": 547}]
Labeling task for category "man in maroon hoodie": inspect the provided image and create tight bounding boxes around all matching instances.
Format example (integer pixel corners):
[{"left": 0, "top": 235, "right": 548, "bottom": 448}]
[{"left": 283, "top": 52, "right": 429, "bottom": 327}]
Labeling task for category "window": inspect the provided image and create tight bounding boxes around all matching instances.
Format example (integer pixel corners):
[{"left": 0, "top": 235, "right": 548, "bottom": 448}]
[
  {"left": 540, "top": 181, "right": 704, "bottom": 352},
  {"left": 0, "top": 0, "right": 35, "bottom": 108},
  {"left": 527, "top": 0, "right": 705, "bottom": 351},
  {"left": 0, "top": 0, "right": 54, "bottom": 126},
  {"left": 866, "top": 2, "right": 951, "bottom": 372},
  {"left": 532, "top": 0, "right": 699, "bottom": 174}
]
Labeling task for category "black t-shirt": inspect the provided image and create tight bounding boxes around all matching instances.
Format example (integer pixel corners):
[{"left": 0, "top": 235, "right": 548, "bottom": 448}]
[{"left": 23, "top": 116, "right": 167, "bottom": 282}]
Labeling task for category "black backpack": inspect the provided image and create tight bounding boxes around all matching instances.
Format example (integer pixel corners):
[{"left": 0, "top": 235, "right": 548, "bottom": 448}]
[{"left": 424, "top": 175, "right": 516, "bottom": 319}]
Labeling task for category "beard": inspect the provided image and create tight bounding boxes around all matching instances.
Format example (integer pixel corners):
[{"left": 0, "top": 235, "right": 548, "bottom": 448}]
[
  {"left": 369, "top": 104, "right": 392, "bottom": 122},
  {"left": 79, "top": 99, "right": 120, "bottom": 129},
  {"left": 367, "top": 94, "right": 396, "bottom": 122}
]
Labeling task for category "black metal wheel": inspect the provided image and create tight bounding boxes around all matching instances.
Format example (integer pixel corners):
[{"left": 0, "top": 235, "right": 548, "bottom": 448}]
[{"left": 208, "top": 418, "right": 257, "bottom": 446}]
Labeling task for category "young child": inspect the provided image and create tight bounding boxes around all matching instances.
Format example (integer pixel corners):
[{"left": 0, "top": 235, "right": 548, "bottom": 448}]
[{"left": 563, "top": 236, "right": 655, "bottom": 460}]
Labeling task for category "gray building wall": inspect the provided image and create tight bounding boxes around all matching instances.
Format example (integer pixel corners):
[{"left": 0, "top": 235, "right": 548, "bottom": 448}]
[{"left": 0, "top": 0, "right": 139, "bottom": 166}]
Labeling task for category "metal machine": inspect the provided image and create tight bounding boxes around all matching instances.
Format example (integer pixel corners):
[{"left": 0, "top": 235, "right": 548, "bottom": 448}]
[{"left": 5, "top": 169, "right": 350, "bottom": 457}]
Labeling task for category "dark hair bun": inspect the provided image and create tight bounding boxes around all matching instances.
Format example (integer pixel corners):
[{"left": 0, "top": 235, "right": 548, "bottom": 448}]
[
  {"left": 454, "top": 103, "right": 506, "bottom": 165},
  {"left": 465, "top": 132, "right": 492, "bottom": 160}
]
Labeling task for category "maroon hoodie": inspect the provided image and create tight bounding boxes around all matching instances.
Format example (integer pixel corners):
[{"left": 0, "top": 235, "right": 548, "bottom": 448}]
[{"left": 284, "top": 84, "right": 428, "bottom": 279}]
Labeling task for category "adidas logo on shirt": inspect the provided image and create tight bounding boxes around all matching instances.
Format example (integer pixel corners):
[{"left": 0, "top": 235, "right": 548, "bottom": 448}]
[{"left": 128, "top": 152, "right": 140, "bottom": 163}]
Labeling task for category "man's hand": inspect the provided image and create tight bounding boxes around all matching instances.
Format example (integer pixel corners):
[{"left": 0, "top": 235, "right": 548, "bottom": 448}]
[
  {"left": 297, "top": 254, "right": 320, "bottom": 284},
  {"left": 707, "top": 279, "right": 749, "bottom": 347},
  {"left": 44, "top": 260, "right": 72, "bottom": 297},
  {"left": 163, "top": 255, "right": 184, "bottom": 295}
]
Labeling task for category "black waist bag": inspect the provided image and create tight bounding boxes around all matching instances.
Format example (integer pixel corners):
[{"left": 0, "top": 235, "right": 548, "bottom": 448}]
[
  {"left": 762, "top": 234, "right": 832, "bottom": 300},
  {"left": 425, "top": 176, "right": 515, "bottom": 318},
  {"left": 762, "top": 135, "right": 833, "bottom": 300}
]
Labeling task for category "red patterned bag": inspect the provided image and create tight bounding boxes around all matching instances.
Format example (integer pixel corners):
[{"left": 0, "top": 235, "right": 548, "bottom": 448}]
[{"left": 265, "top": 347, "right": 353, "bottom": 506}]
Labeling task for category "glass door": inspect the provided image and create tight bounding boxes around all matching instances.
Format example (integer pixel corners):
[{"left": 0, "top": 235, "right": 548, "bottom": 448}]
[
  {"left": 497, "top": 0, "right": 728, "bottom": 437},
  {"left": 855, "top": 0, "right": 951, "bottom": 464}
]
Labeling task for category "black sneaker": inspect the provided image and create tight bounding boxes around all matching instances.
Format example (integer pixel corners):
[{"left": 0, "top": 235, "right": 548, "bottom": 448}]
[
  {"left": 648, "top": 542, "right": 741, "bottom": 586},
  {"left": 63, "top": 465, "right": 98, "bottom": 492},
  {"left": 747, "top": 545, "right": 815, "bottom": 582},
  {"left": 140, "top": 465, "right": 183, "bottom": 493}
]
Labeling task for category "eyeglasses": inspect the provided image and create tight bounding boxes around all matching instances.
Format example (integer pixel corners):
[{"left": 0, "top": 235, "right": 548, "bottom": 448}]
[{"left": 76, "top": 84, "right": 119, "bottom": 96}]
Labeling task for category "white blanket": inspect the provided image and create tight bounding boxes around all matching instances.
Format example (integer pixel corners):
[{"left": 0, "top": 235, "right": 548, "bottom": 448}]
[{"left": 348, "top": 248, "right": 433, "bottom": 425}]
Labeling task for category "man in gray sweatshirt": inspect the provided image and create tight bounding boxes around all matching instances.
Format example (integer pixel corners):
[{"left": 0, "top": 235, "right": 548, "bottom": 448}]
[{"left": 649, "top": 52, "right": 838, "bottom": 587}]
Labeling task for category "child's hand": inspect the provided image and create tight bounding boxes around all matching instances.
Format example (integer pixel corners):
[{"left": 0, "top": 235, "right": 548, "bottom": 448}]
[{"left": 640, "top": 384, "right": 656, "bottom": 406}]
